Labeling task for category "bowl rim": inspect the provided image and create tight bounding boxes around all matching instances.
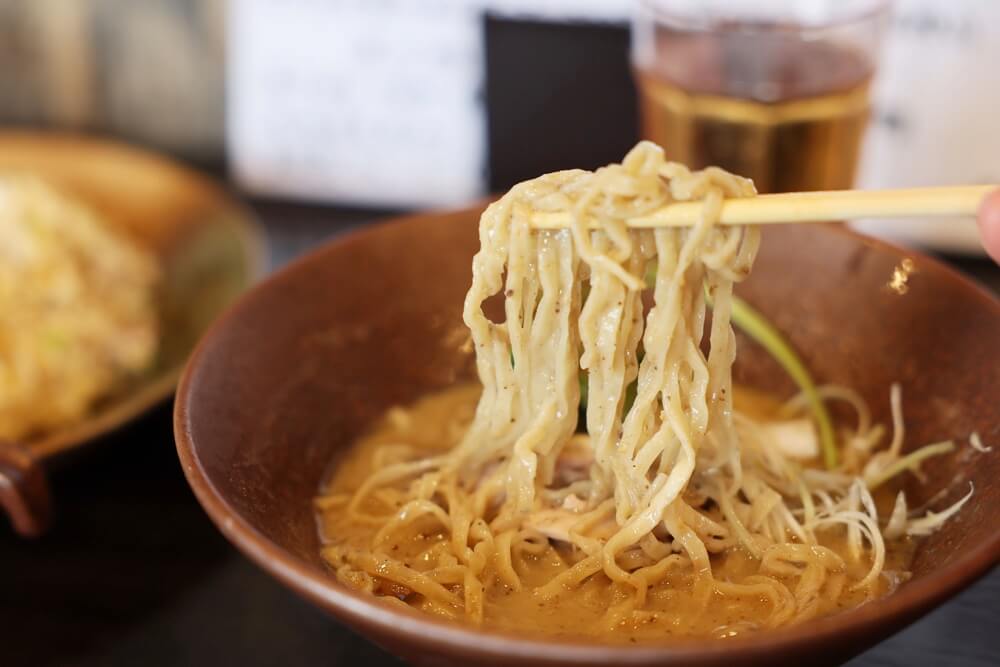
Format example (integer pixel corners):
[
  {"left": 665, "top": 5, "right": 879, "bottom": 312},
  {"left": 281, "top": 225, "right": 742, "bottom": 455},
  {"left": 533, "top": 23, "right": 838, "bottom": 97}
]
[{"left": 175, "top": 207, "right": 1000, "bottom": 663}]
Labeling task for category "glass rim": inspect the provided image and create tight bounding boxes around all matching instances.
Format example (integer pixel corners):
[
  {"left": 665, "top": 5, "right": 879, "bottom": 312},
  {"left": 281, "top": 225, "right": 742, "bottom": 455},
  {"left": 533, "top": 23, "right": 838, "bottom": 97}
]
[{"left": 635, "top": 0, "right": 893, "bottom": 33}]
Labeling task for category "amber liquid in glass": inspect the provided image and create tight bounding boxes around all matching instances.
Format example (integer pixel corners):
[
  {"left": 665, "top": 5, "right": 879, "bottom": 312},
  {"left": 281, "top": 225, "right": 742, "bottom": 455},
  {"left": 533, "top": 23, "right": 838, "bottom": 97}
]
[{"left": 636, "top": 29, "right": 874, "bottom": 193}]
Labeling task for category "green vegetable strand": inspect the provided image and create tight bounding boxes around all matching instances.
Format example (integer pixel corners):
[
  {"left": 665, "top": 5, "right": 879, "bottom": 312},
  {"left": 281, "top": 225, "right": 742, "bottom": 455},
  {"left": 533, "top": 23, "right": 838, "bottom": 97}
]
[{"left": 728, "top": 294, "right": 839, "bottom": 469}]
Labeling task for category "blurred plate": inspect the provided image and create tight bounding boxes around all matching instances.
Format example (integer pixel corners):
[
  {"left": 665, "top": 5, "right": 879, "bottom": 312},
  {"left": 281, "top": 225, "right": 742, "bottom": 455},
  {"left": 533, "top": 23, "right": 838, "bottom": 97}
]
[{"left": 0, "top": 131, "right": 265, "bottom": 536}]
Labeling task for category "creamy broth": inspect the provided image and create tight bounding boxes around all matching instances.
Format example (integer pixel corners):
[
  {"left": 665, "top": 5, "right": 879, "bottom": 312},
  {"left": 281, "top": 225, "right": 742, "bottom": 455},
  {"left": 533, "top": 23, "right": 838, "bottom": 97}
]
[{"left": 317, "top": 384, "right": 916, "bottom": 642}]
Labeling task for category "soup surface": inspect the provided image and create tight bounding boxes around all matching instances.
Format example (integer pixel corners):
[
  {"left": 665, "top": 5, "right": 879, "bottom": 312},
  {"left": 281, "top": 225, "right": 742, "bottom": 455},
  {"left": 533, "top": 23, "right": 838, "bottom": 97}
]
[{"left": 317, "top": 383, "right": 916, "bottom": 642}]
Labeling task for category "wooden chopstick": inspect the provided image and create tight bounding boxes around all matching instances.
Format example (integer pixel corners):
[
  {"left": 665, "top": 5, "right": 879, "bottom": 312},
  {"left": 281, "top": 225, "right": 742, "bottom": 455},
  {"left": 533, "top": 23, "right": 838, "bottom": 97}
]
[{"left": 530, "top": 185, "right": 997, "bottom": 229}]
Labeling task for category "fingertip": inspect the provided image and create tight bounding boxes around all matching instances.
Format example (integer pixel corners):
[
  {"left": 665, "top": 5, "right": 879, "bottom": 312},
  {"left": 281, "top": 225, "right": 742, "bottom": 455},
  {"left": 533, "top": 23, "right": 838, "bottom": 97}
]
[{"left": 977, "top": 188, "right": 1000, "bottom": 264}]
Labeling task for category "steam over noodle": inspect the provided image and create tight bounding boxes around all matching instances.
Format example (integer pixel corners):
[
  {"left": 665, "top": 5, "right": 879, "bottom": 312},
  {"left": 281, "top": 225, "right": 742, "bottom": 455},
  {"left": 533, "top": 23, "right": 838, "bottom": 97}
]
[{"left": 317, "top": 142, "right": 972, "bottom": 639}]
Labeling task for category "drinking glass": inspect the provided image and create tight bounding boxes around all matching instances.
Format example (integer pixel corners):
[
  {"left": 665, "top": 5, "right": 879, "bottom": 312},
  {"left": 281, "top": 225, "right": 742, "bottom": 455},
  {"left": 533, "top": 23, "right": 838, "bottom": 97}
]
[{"left": 632, "top": 0, "right": 892, "bottom": 193}]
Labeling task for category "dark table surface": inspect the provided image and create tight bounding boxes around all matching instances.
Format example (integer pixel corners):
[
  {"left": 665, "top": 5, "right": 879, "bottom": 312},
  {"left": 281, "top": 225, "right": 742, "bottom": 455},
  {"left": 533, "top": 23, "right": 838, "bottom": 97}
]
[{"left": 2, "top": 201, "right": 998, "bottom": 667}]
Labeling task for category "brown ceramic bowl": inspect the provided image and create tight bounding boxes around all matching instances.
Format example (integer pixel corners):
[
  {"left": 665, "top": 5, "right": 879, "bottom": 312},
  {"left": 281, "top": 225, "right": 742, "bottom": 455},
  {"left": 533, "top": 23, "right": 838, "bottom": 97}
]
[{"left": 175, "top": 207, "right": 1000, "bottom": 666}]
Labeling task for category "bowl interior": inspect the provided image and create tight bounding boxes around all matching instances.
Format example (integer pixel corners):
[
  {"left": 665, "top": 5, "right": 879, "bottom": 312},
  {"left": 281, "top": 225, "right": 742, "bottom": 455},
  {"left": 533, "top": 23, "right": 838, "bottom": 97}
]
[{"left": 177, "top": 208, "right": 1000, "bottom": 664}]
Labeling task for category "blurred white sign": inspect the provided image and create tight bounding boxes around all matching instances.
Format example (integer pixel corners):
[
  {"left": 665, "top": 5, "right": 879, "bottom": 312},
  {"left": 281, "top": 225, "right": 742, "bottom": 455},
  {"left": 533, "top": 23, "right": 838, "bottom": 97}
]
[
  {"left": 856, "top": 0, "right": 1000, "bottom": 255},
  {"left": 228, "top": 0, "right": 487, "bottom": 207},
  {"left": 228, "top": 0, "right": 636, "bottom": 207}
]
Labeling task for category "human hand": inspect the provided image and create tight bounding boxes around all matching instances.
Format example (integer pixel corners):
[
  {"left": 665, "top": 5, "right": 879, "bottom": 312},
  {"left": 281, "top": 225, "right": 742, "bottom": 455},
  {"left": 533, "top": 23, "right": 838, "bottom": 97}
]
[{"left": 978, "top": 188, "right": 1000, "bottom": 264}]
